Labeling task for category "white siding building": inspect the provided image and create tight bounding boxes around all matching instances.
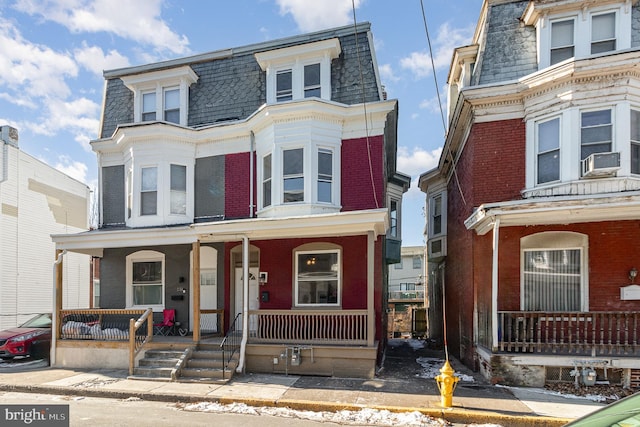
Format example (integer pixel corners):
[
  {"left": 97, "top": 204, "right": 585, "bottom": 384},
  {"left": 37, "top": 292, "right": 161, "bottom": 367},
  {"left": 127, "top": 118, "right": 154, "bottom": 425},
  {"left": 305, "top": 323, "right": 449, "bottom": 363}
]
[{"left": 0, "top": 126, "right": 90, "bottom": 329}]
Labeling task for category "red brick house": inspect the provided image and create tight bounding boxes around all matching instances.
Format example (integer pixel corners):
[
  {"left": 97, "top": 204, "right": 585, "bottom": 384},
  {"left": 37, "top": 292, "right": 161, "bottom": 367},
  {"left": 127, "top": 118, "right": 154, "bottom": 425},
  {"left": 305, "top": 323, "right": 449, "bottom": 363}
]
[
  {"left": 52, "top": 23, "right": 410, "bottom": 379},
  {"left": 420, "top": 0, "right": 640, "bottom": 387}
]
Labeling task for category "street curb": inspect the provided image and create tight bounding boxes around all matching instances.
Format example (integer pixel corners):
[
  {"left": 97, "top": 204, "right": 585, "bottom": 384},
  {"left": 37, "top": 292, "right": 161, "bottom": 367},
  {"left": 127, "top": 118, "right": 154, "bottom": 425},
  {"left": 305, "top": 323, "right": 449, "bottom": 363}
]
[{"left": 0, "top": 383, "right": 573, "bottom": 427}]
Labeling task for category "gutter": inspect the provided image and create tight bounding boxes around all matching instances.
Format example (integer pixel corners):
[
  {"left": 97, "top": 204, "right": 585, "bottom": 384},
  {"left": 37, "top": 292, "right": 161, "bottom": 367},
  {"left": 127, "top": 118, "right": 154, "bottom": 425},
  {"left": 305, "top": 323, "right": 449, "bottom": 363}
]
[{"left": 236, "top": 235, "right": 249, "bottom": 373}]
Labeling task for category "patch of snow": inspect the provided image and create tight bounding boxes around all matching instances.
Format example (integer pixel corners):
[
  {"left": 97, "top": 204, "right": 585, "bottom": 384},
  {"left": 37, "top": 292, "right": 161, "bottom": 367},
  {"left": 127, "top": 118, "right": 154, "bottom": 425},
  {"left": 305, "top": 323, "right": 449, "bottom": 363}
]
[
  {"left": 496, "top": 385, "right": 611, "bottom": 403},
  {"left": 415, "top": 357, "right": 475, "bottom": 382},
  {"left": 182, "top": 402, "right": 450, "bottom": 426}
]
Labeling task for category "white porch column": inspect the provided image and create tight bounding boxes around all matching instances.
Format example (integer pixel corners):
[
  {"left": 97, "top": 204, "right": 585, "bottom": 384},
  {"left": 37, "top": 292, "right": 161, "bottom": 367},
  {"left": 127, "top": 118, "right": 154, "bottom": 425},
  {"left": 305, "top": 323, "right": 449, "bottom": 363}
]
[
  {"left": 192, "top": 241, "right": 201, "bottom": 342},
  {"left": 237, "top": 236, "right": 249, "bottom": 373},
  {"left": 491, "top": 218, "right": 500, "bottom": 352},
  {"left": 367, "top": 230, "right": 375, "bottom": 347}
]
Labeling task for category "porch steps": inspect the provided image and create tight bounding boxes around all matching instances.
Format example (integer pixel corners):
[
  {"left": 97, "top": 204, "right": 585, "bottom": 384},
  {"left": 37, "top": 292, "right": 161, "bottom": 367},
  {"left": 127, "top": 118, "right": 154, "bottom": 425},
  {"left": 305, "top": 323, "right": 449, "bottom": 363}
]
[
  {"left": 130, "top": 344, "right": 238, "bottom": 383},
  {"left": 179, "top": 344, "right": 238, "bottom": 383}
]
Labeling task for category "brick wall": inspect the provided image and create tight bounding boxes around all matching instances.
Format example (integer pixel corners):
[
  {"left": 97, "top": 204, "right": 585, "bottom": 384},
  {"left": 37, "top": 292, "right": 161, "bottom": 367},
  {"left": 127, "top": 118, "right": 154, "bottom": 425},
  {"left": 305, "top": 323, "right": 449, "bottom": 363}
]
[{"left": 341, "top": 135, "right": 385, "bottom": 211}]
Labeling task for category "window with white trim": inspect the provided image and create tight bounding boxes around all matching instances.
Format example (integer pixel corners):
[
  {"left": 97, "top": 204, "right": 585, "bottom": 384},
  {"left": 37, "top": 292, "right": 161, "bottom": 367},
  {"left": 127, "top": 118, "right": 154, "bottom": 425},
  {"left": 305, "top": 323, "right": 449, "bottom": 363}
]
[
  {"left": 317, "top": 148, "right": 332, "bottom": 203},
  {"left": 412, "top": 256, "right": 422, "bottom": 270},
  {"left": 389, "top": 200, "right": 398, "bottom": 238},
  {"left": 581, "top": 109, "right": 612, "bottom": 160},
  {"left": 295, "top": 249, "right": 341, "bottom": 307},
  {"left": 631, "top": 109, "right": 640, "bottom": 175},
  {"left": 283, "top": 148, "right": 304, "bottom": 203},
  {"left": 142, "top": 92, "right": 156, "bottom": 121},
  {"left": 550, "top": 19, "right": 575, "bottom": 65},
  {"left": 591, "top": 12, "right": 616, "bottom": 54},
  {"left": 536, "top": 117, "right": 560, "bottom": 184},
  {"left": 276, "top": 70, "right": 292, "bottom": 102},
  {"left": 141, "top": 166, "right": 157, "bottom": 216},
  {"left": 521, "top": 232, "right": 587, "bottom": 312},
  {"left": 126, "top": 250, "right": 165, "bottom": 310},
  {"left": 262, "top": 154, "right": 272, "bottom": 208},
  {"left": 304, "top": 63, "right": 321, "bottom": 98},
  {"left": 428, "top": 192, "right": 446, "bottom": 238},
  {"left": 170, "top": 164, "right": 186, "bottom": 215},
  {"left": 163, "top": 87, "right": 180, "bottom": 124}
]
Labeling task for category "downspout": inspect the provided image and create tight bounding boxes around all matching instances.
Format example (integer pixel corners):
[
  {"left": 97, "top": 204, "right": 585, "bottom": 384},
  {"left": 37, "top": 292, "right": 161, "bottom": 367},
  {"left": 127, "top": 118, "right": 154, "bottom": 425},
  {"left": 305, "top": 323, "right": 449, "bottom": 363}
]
[
  {"left": 249, "top": 131, "right": 255, "bottom": 217},
  {"left": 51, "top": 250, "right": 66, "bottom": 366},
  {"left": 236, "top": 235, "right": 249, "bottom": 373},
  {"left": 491, "top": 218, "right": 500, "bottom": 352}
]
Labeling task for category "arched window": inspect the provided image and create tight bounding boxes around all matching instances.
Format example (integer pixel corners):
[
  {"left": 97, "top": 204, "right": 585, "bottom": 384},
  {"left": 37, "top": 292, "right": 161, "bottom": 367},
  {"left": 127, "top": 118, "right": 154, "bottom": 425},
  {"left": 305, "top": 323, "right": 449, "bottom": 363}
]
[
  {"left": 521, "top": 232, "right": 588, "bottom": 311},
  {"left": 126, "top": 250, "right": 165, "bottom": 311}
]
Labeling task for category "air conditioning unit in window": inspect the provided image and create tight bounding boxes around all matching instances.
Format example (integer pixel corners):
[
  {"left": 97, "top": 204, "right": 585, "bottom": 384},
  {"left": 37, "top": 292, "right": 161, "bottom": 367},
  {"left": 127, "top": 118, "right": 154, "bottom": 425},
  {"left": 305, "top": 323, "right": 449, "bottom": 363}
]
[
  {"left": 581, "top": 152, "right": 620, "bottom": 178},
  {"left": 427, "top": 236, "right": 446, "bottom": 261}
]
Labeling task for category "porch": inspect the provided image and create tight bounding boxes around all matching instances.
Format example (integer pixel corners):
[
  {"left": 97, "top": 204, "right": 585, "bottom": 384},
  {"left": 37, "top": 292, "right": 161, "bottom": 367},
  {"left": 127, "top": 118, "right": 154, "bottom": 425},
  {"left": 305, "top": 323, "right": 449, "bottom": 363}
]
[{"left": 496, "top": 311, "right": 640, "bottom": 356}]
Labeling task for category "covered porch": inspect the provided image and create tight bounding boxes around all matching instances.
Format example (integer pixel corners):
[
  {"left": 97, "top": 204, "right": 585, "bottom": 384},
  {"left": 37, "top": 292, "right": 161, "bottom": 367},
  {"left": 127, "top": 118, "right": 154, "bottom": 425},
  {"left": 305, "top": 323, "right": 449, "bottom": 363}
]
[{"left": 51, "top": 209, "right": 387, "bottom": 378}]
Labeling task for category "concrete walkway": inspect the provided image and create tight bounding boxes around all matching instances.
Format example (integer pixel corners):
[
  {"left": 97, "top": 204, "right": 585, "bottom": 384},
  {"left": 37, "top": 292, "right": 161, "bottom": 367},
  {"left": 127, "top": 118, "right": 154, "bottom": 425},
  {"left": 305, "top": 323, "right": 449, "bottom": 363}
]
[{"left": 0, "top": 354, "right": 605, "bottom": 426}]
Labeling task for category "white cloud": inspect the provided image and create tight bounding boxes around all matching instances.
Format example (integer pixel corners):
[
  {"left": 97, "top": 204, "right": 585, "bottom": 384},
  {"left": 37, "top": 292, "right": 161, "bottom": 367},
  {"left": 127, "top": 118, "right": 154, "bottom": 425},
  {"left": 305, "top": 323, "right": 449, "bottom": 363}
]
[
  {"left": 397, "top": 145, "right": 442, "bottom": 178},
  {"left": 378, "top": 63, "right": 398, "bottom": 84},
  {"left": 275, "top": 0, "right": 363, "bottom": 32},
  {"left": 74, "top": 43, "right": 130, "bottom": 76},
  {"left": 0, "top": 18, "right": 77, "bottom": 105},
  {"left": 400, "top": 22, "right": 474, "bottom": 79},
  {"left": 13, "top": 0, "right": 189, "bottom": 55},
  {"left": 55, "top": 155, "right": 88, "bottom": 183}
]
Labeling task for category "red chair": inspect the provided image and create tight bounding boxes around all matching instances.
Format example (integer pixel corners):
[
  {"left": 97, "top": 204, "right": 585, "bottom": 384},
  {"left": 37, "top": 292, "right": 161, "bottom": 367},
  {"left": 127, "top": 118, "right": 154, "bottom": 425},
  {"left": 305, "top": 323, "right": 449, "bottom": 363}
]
[{"left": 154, "top": 309, "right": 176, "bottom": 336}]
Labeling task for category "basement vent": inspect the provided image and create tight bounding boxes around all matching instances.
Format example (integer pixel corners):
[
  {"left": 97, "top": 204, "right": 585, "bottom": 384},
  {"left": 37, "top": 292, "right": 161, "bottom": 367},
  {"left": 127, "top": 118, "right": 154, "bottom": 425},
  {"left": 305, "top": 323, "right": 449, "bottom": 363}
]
[{"left": 546, "top": 366, "right": 622, "bottom": 385}]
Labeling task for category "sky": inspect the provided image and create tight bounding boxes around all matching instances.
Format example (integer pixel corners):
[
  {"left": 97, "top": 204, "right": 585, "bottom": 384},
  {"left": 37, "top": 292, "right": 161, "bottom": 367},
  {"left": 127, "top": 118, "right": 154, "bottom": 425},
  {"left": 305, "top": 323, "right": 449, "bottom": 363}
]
[{"left": 0, "top": 0, "right": 482, "bottom": 247}]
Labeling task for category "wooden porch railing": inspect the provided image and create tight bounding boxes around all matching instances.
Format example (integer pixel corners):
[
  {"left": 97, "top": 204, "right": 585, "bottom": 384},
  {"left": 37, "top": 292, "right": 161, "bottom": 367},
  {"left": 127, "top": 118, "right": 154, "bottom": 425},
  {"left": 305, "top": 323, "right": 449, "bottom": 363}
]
[
  {"left": 248, "top": 310, "right": 368, "bottom": 345},
  {"left": 200, "top": 309, "right": 224, "bottom": 337},
  {"left": 128, "top": 309, "right": 154, "bottom": 375},
  {"left": 498, "top": 311, "right": 640, "bottom": 355},
  {"left": 58, "top": 309, "right": 147, "bottom": 340}
]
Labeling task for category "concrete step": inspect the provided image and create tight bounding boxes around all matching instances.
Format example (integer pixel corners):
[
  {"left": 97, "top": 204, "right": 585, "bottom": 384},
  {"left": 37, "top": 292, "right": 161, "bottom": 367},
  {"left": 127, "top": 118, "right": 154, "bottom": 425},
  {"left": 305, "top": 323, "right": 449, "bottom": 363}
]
[
  {"left": 144, "top": 349, "right": 185, "bottom": 359},
  {"left": 132, "top": 366, "right": 173, "bottom": 378}
]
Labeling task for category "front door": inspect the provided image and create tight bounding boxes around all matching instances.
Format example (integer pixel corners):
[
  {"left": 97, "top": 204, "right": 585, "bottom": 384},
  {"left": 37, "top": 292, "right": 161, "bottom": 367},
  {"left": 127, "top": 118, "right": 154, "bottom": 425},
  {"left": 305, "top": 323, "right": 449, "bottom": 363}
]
[
  {"left": 235, "top": 267, "right": 259, "bottom": 332},
  {"left": 190, "top": 246, "right": 218, "bottom": 333}
]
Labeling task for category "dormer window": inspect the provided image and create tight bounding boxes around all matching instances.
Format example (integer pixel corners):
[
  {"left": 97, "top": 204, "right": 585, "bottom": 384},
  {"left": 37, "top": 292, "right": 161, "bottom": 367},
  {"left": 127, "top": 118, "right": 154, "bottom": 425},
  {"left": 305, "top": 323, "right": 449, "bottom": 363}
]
[
  {"left": 523, "top": 2, "right": 631, "bottom": 70},
  {"left": 121, "top": 66, "right": 198, "bottom": 126},
  {"left": 255, "top": 38, "right": 341, "bottom": 104}
]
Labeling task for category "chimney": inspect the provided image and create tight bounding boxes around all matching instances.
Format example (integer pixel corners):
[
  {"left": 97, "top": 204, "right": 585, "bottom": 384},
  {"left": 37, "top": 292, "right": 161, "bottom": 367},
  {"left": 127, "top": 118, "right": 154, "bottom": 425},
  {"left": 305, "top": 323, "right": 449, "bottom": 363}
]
[{"left": 1, "top": 125, "right": 19, "bottom": 148}]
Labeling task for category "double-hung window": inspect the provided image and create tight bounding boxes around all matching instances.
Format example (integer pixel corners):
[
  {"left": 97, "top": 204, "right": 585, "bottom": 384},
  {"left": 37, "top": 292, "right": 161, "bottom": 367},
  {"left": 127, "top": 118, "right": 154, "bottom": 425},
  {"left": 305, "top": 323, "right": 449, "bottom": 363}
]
[
  {"left": 591, "top": 12, "right": 616, "bottom": 54},
  {"left": 140, "top": 166, "right": 157, "bottom": 216},
  {"left": 632, "top": 109, "right": 640, "bottom": 174},
  {"left": 295, "top": 250, "right": 340, "bottom": 306},
  {"left": 163, "top": 88, "right": 180, "bottom": 124},
  {"left": 170, "top": 164, "right": 186, "bottom": 215},
  {"left": 550, "top": 19, "right": 575, "bottom": 65},
  {"left": 304, "top": 63, "right": 321, "bottom": 98},
  {"left": 142, "top": 92, "right": 156, "bottom": 121},
  {"left": 317, "top": 148, "right": 332, "bottom": 203},
  {"left": 581, "top": 109, "right": 612, "bottom": 160},
  {"left": 412, "top": 256, "right": 422, "bottom": 270},
  {"left": 389, "top": 200, "right": 398, "bottom": 238},
  {"left": 276, "top": 70, "right": 293, "bottom": 102},
  {"left": 283, "top": 148, "right": 304, "bottom": 203},
  {"left": 432, "top": 194, "right": 443, "bottom": 235},
  {"left": 536, "top": 117, "right": 560, "bottom": 184},
  {"left": 127, "top": 250, "right": 164, "bottom": 310},
  {"left": 263, "top": 154, "right": 272, "bottom": 208}
]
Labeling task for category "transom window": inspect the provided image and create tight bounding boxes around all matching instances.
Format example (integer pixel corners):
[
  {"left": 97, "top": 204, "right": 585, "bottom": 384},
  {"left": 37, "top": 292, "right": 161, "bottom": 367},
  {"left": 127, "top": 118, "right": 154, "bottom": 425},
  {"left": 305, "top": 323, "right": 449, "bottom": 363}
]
[
  {"left": 550, "top": 19, "right": 575, "bottom": 65},
  {"left": 536, "top": 117, "right": 560, "bottom": 184},
  {"left": 295, "top": 249, "right": 341, "bottom": 306},
  {"left": 141, "top": 166, "right": 157, "bottom": 216},
  {"left": 283, "top": 148, "right": 304, "bottom": 203},
  {"left": 126, "top": 250, "right": 165, "bottom": 310},
  {"left": 581, "top": 109, "right": 612, "bottom": 160}
]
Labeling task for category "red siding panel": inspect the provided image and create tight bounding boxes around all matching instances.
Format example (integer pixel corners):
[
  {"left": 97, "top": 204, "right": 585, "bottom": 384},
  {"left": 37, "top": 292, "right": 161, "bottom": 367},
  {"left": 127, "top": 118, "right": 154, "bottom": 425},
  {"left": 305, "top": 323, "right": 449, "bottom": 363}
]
[{"left": 341, "top": 136, "right": 385, "bottom": 211}]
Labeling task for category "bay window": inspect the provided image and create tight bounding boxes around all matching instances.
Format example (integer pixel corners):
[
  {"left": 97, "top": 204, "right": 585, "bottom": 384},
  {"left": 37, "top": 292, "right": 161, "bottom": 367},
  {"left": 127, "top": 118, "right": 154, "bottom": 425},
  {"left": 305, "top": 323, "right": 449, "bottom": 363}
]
[
  {"left": 632, "top": 109, "right": 640, "bottom": 175},
  {"left": 141, "top": 166, "right": 157, "bottom": 216},
  {"left": 550, "top": 19, "right": 575, "bottom": 65},
  {"left": 536, "top": 117, "right": 560, "bottom": 184},
  {"left": 283, "top": 148, "right": 304, "bottom": 203},
  {"left": 304, "top": 63, "right": 321, "bottom": 98},
  {"left": 170, "top": 164, "right": 186, "bottom": 215},
  {"left": 276, "top": 70, "right": 293, "bottom": 102},
  {"left": 591, "top": 12, "right": 616, "bottom": 54},
  {"left": 163, "top": 88, "right": 180, "bottom": 124},
  {"left": 317, "top": 148, "right": 332, "bottom": 203},
  {"left": 263, "top": 154, "right": 272, "bottom": 207},
  {"left": 142, "top": 92, "right": 156, "bottom": 121},
  {"left": 581, "top": 109, "right": 612, "bottom": 160}
]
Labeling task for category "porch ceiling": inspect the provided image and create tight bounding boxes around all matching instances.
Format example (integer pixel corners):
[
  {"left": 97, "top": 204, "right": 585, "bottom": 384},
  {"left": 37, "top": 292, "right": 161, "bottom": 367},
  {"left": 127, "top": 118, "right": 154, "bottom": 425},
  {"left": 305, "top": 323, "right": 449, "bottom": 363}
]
[
  {"left": 466, "top": 192, "right": 640, "bottom": 235},
  {"left": 51, "top": 209, "right": 388, "bottom": 255}
]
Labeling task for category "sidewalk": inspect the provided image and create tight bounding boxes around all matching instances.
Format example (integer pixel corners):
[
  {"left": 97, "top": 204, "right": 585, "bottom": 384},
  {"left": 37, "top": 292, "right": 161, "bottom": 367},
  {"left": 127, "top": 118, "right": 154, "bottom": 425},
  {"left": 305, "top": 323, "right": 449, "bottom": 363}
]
[{"left": 0, "top": 341, "right": 605, "bottom": 427}]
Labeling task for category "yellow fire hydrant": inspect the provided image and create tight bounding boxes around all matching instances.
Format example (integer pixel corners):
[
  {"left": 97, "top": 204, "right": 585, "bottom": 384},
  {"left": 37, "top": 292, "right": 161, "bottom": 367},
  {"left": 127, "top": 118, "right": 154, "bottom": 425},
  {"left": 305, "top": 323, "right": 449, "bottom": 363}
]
[{"left": 435, "top": 360, "right": 459, "bottom": 408}]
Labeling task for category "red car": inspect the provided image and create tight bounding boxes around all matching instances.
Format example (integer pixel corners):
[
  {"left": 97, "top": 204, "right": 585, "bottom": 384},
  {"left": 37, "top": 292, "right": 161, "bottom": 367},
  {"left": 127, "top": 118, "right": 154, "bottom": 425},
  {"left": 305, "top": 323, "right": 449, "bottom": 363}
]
[{"left": 0, "top": 314, "right": 52, "bottom": 360}]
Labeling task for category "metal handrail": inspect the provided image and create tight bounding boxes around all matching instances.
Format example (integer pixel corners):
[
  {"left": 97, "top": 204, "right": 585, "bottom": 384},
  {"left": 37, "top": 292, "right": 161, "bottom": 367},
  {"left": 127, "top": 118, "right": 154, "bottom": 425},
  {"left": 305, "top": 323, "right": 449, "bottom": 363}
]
[{"left": 220, "top": 313, "right": 242, "bottom": 380}]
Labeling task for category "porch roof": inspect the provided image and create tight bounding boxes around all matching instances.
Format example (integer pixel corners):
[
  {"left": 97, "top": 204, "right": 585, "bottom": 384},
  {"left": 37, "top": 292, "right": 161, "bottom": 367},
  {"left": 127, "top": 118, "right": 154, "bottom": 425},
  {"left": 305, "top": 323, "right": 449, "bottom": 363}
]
[
  {"left": 465, "top": 191, "right": 640, "bottom": 235},
  {"left": 52, "top": 208, "right": 388, "bottom": 256}
]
